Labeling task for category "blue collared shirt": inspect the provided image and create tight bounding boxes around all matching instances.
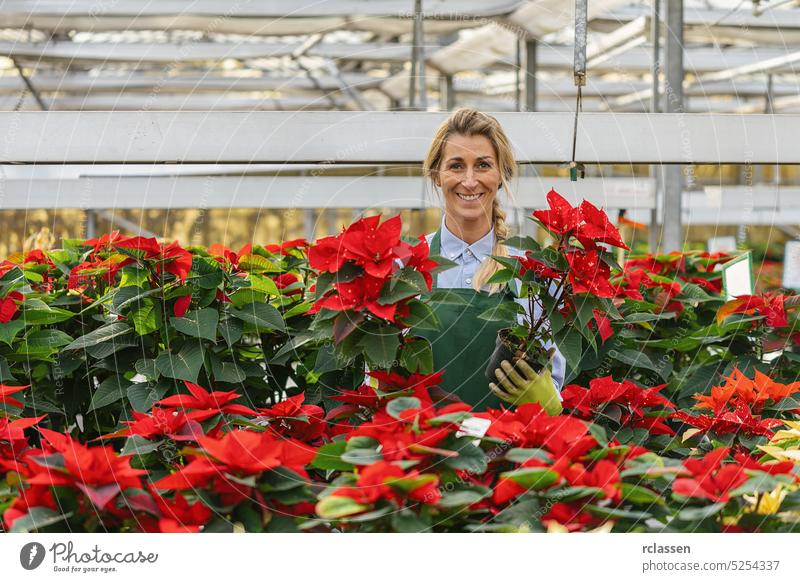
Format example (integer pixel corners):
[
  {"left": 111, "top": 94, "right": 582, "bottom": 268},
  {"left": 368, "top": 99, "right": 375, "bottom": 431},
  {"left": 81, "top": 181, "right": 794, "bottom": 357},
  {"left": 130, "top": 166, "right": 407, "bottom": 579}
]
[{"left": 425, "top": 217, "right": 566, "bottom": 398}]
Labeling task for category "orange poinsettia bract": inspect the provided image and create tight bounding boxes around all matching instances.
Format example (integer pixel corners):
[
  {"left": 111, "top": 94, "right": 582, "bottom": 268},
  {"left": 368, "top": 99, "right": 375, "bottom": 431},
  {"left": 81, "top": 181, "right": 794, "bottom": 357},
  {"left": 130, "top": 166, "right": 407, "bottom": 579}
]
[
  {"left": 717, "top": 293, "right": 791, "bottom": 328},
  {"left": 693, "top": 368, "right": 800, "bottom": 415}
]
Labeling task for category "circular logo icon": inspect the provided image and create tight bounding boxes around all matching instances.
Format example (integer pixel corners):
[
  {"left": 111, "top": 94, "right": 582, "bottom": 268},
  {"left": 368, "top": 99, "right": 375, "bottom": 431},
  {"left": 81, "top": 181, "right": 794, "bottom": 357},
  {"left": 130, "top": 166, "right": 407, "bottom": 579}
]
[{"left": 20, "top": 542, "right": 46, "bottom": 570}]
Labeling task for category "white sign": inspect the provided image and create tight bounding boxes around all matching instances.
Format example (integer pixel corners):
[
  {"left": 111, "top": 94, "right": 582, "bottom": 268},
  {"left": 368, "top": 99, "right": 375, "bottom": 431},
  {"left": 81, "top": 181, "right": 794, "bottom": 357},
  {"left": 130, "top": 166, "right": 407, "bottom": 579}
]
[
  {"left": 783, "top": 240, "right": 800, "bottom": 290},
  {"left": 707, "top": 236, "right": 737, "bottom": 253},
  {"left": 722, "top": 252, "right": 754, "bottom": 300}
]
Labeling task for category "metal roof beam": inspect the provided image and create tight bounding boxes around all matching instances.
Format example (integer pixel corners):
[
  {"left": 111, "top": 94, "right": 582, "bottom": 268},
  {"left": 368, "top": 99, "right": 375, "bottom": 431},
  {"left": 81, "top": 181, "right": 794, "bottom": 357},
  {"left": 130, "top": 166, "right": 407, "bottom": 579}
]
[
  {"left": 0, "top": 111, "right": 799, "bottom": 165},
  {"left": 0, "top": 175, "right": 653, "bottom": 210},
  {"left": 0, "top": 40, "right": 428, "bottom": 64}
]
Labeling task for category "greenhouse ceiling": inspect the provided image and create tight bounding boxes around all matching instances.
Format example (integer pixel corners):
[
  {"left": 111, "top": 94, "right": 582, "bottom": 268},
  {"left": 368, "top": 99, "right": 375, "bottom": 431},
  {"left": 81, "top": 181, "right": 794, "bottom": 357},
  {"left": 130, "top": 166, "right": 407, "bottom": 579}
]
[{"left": 0, "top": 0, "right": 798, "bottom": 113}]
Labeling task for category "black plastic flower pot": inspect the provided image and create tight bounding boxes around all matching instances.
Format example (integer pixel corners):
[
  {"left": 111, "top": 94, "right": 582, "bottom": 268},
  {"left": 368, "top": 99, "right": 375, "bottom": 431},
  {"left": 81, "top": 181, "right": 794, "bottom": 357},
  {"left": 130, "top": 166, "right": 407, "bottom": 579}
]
[{"left": 484, "top": 328, "right": 542, "bottom": 382}]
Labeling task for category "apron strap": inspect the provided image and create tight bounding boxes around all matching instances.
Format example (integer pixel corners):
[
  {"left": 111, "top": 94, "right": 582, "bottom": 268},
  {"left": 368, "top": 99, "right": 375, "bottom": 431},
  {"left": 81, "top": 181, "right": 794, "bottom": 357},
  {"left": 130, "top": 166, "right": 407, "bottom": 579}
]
[
  {"left": 428, "top": 228, "right": 514, "bottom": 298},
  {"left": 429, "top": 229, "right": 442, "bottom": 289}
]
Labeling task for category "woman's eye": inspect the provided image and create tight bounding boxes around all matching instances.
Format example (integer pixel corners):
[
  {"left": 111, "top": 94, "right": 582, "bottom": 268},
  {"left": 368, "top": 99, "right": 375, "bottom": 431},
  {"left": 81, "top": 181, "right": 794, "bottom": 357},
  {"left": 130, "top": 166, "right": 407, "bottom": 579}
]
[{"left": 479, "top": 162, "right": 491, "bottom": 168}]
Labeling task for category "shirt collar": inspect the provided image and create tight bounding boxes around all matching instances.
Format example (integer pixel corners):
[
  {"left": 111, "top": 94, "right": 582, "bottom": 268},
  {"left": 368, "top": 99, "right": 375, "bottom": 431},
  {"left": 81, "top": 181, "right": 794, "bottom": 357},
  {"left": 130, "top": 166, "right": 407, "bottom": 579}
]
[{"left": 439, "top": 216, "right": 495, "bottom": 262}]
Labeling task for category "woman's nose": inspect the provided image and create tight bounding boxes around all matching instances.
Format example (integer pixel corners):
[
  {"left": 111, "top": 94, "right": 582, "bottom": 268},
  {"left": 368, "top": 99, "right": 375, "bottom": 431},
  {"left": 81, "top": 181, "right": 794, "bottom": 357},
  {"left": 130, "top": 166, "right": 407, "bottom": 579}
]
[{"left": 461, "top": 169, "right": 478, "bottom": 189}]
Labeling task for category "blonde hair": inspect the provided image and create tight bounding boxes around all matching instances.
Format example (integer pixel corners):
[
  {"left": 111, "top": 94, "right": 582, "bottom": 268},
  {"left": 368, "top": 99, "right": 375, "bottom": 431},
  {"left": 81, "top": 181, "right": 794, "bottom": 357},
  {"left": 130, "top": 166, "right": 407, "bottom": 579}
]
[{"left": 422, "top": 107, "right": 516, "bottom": 294}]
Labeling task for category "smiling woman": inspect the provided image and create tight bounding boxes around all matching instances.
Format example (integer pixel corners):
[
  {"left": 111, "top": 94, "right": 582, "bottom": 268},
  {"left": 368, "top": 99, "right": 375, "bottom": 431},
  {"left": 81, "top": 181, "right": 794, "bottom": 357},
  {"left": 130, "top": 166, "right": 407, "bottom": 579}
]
[{"left": 416, "top": 108, "right": 566, "bottom": 413}]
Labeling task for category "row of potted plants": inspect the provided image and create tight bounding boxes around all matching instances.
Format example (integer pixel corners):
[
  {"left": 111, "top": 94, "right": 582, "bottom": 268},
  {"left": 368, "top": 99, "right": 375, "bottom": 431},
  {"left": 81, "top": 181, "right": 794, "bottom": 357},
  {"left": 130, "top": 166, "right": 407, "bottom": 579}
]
[{"left": 0, "top": 191, "right": 798, "bottom": 532}]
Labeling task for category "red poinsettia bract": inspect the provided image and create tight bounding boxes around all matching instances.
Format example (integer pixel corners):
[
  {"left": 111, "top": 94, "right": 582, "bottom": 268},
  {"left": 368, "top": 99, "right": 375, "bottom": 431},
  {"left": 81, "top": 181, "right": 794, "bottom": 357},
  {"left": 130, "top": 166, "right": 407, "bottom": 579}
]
[
  {"left": 258, "top": 393, "right": 327, "bottom": 442},
  {"left": 154, "top": 429, "right": 316, "bottom": 492},
  {"left": 561, "top": 376, "right": 675, "bottom": 435},
  {"left": 155, "top": 381, "right": 259, "bottom": 421},
  {"left": 308, "top": 215, "right": 435, "bottom": 324},
  {"left": 672, "top": 447, "right": 747, "bottom": 503},
  {"left": 27, "top": 428, "right": 148, "bottom": 509},
  {"left": 533, "top": 189, "right": 629, "bottom": 251},
  {"left": 329, "top": 460, "right": 441, "bottom": 507}
]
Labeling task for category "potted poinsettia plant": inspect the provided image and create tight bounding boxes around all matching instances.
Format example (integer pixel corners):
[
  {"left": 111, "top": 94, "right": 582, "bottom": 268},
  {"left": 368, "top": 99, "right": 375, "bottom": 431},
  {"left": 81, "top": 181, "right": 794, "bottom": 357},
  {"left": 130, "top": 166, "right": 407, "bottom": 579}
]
[
  {"left": 305, "top": 214, "right": 451, "bottom": 376},
  {"left": 481, "top": 189, "right": 629, "bottom": 384}
]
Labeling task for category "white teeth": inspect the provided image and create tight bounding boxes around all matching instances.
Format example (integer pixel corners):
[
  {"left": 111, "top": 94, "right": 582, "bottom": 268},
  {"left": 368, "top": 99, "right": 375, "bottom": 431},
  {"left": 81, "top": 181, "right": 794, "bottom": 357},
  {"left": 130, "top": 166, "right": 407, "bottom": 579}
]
[{"left": 457, "top": 193, "right": 483, "bottom": 201}]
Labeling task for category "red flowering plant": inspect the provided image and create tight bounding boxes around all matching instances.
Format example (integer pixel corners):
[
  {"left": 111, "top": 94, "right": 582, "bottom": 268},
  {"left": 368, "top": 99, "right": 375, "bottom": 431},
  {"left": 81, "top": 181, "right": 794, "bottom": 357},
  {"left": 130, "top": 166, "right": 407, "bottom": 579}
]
[
  {"left": 4, "top": 230, "right": 800, "bottom": 533},
  {"left": 3, "top": 420, "right": 319, "bottom": 533},
  {"left": 151, "top": 427, "right": 319, "bottom": 532},
  {"left": 668, "top": 446, "right": 798, "bottom": 532},
  {"left": 310, "top": 379, "right": 677, "bottom": 532},
  {"left": 624, "top": 251, "right": 733, "bottom": 296},
  {"left": 3, "top": 230, "right": 321, "bottom": 443},
  {"left": 570, "top": 249, "right": 768, "bottom": 407},
  {"left": 560, "top": 376, "right": 677, "bottom": 453},
  {"left": 478, "top": 189, "right": 628, "bottom": 383},
  {"left": 2, "top": 424, "right": 153, "bottom": 532},
  {"left": 201, "top": 237, "right": 318, "bottom": 408},
  {"left": 307, "top": 371, "right": 504, "bottom": 531},
  {"left": 304, "top": 214, "right": 452, "bottom": 387},
  {"left": 479, "top": 405, "right": 800, "bottom": 532},
  {"left": 463, "top": 403, "right": 674, "bottom": 532}
]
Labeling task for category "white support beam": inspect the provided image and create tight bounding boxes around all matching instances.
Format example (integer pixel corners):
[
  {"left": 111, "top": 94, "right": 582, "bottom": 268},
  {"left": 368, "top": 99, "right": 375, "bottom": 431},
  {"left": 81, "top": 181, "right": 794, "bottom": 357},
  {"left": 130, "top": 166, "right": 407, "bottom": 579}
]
[
  {"left": 0, "top": 176, "right": 654, "bottom": 210},
  {"left": 591, "top": 45, "right": 800, "bottom": 76},
  {"left": 1, "top": 94, "right": 630, "bottom": 112},
  {"left": 484, "top": 75, "right": 800, "bottom": 100},
  {"left": 739, "top": 93, "right": 800, "bottom": 113},
  {"left": 1, "top": 95, "right": 361, "bottom": 111},
  {"left": 8, "top": 175, "right": 800, "bottom": 226},
  {"left": 6, "top": 41, "right": 800, "bottom": 75},
  {"left": 699, "top": 50, "right": 800, "bottom": 84},
  {"left": 506, "top": 0, "right": 630, "bottom": 38},
  {"left": 585, "top": 15, "right": 647, "bottom": 65},
  {"left": 0, "top": 1, "right": 519, "bottom": 35},
  {"left": 0, "top": 41, "right": 424, "bottom": 64},
  {"left": 0, "top": 1, "right": 522, "bottom": 19},
  {"left": 602, "top": 5, "right": 800, "bottom": 46},
  {"left": 0, "top": 112, "right": 798, "bottom": 165},
  {"left": 12, "top": 92, "right": 756, "bottom": 115},
  {"left": 387, "top": 45, "right": 800, "bottom": 101},
  {"left": 0, "top": 72, "right": 384, "bottom": 95}
]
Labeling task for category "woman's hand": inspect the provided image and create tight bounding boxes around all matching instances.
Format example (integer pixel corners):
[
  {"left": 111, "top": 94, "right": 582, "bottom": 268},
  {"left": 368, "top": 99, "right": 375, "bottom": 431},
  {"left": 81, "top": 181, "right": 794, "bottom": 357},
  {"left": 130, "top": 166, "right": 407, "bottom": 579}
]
[{"left": 489, "top": 359, "right": 563, "bottom": 416}]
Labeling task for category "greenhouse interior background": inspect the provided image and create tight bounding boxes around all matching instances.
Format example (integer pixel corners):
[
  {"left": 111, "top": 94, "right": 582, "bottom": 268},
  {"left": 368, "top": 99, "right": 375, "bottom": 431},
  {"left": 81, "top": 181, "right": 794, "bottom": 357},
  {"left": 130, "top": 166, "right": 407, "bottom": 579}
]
[{"left": 1, "top": 0, "right": 799, "bottom": 291}]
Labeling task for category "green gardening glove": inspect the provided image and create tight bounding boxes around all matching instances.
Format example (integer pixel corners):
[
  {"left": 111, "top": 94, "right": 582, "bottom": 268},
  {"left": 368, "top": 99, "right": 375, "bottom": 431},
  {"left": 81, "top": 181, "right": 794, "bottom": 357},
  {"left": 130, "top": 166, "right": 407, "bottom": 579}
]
[{"left": 489, "top": 359, "right": 563, "bottom": 416}]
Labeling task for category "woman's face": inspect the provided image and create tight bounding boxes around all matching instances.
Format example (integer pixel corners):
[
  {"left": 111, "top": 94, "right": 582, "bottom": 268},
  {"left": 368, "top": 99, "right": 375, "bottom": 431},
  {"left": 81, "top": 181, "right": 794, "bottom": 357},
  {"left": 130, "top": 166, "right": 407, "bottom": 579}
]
[{"left": 436, "top": 133, "right": 501, "bottom": 230}]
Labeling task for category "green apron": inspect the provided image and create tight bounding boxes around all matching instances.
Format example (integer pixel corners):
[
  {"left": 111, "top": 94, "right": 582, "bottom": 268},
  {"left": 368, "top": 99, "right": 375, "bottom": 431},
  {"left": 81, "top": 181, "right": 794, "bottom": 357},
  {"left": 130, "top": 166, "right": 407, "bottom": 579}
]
[{"left": 415, "top": 229, "right": 518, "bottom": 411}]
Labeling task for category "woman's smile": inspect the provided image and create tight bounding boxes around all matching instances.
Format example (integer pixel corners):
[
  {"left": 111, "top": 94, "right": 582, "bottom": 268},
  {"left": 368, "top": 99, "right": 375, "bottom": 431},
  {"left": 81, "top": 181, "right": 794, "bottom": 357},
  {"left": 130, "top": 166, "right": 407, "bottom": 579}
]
[{"left": 456, "top": 192, "right": 485, "bottom": 202}]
